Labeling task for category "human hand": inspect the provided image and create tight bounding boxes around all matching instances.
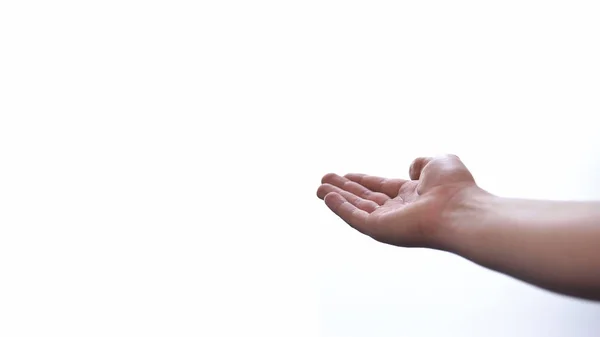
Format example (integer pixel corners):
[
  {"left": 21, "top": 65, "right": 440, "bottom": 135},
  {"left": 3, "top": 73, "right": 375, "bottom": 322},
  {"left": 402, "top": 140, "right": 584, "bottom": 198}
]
[{"left": 316, "top": 154, "right": 480, "bottom": 249}]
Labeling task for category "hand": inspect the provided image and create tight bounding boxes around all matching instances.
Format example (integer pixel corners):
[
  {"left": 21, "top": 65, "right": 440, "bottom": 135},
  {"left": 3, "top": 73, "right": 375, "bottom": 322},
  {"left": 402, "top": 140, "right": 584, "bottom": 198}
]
[{"left": 316, "top": 154, "right": 479, "bottom": 248}]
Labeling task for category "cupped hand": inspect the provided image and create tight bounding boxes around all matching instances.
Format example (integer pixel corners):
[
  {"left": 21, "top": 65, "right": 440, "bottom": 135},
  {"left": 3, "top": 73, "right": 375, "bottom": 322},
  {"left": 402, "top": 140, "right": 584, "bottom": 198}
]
[{"left": 316, "top": 154, "right": 479, "bottom": 248}]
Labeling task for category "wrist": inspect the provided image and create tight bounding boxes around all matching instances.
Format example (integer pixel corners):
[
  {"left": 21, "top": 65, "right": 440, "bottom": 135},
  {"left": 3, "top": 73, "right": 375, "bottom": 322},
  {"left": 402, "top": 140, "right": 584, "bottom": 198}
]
[{"left": 434, "top": 185, "right": 498, "bottom": 254}]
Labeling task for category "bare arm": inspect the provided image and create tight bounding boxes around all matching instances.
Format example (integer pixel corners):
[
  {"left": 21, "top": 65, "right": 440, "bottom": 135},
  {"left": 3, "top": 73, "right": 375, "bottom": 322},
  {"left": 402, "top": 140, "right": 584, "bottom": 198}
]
[{"left": 443, "top": 189, "right": 600, "bottom": 300}]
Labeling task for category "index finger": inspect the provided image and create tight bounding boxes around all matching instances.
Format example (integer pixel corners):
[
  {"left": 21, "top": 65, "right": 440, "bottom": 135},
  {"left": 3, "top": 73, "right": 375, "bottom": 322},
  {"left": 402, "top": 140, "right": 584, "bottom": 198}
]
[{"left": 344, "top": 174, "right": 407, "bottom": 198}]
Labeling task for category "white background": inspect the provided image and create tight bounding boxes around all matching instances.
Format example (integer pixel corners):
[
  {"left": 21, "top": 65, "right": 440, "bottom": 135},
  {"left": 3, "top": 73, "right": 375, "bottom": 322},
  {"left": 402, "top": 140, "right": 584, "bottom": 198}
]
[{"left": 1, "top": 1, "right": 600, "bottom": 336}]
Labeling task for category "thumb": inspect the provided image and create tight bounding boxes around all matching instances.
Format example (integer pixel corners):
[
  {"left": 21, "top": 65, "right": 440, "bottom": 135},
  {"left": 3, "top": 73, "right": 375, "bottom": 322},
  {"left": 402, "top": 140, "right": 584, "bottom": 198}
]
[{"left": 409, "top": 157, "right": 433, "bottom": 180}]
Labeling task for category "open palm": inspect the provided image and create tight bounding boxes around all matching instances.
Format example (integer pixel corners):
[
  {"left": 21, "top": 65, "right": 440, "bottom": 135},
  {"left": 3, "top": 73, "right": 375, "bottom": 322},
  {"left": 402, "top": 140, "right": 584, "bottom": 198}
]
[{"left": 317, "top": 155, "right": 477, "bottom": 248}]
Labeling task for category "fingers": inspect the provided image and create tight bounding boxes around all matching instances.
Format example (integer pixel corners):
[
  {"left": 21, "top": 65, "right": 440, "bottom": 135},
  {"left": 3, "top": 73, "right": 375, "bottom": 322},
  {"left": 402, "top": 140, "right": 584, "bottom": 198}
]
[
  {"left": 344, "top": 174, "right": 407, "bottom": 198},
  {"left": 409, "top": 157, "right": 433, "bottom": 180},
  {"left": 321, "top": 173, "right": 389, "bottom": 205},
  {"left": 317, "top": 183, "right": 380, "bottom": 213},
  {"left": 323, "top": 192, "right": 370, "bottom": 235}
]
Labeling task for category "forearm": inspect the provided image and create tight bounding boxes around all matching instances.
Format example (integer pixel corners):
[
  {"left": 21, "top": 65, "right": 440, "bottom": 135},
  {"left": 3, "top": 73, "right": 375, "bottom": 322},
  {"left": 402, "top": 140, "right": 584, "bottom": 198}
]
[{"left": 442, "top": 188, "right": 600, "bottom": 300}]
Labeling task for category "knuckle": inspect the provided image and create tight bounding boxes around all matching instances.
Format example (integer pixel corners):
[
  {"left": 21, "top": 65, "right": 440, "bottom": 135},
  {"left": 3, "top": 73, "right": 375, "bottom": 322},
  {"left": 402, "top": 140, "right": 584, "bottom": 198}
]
[{"left": 373, "top": 193, "right": 388, "bottom": 204}]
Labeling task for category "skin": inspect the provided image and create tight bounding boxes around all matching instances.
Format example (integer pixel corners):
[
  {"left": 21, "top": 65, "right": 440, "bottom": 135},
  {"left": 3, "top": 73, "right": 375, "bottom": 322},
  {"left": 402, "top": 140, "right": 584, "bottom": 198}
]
[{"left": 316, "top": 154, "right": 600, "bottom": 301}]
